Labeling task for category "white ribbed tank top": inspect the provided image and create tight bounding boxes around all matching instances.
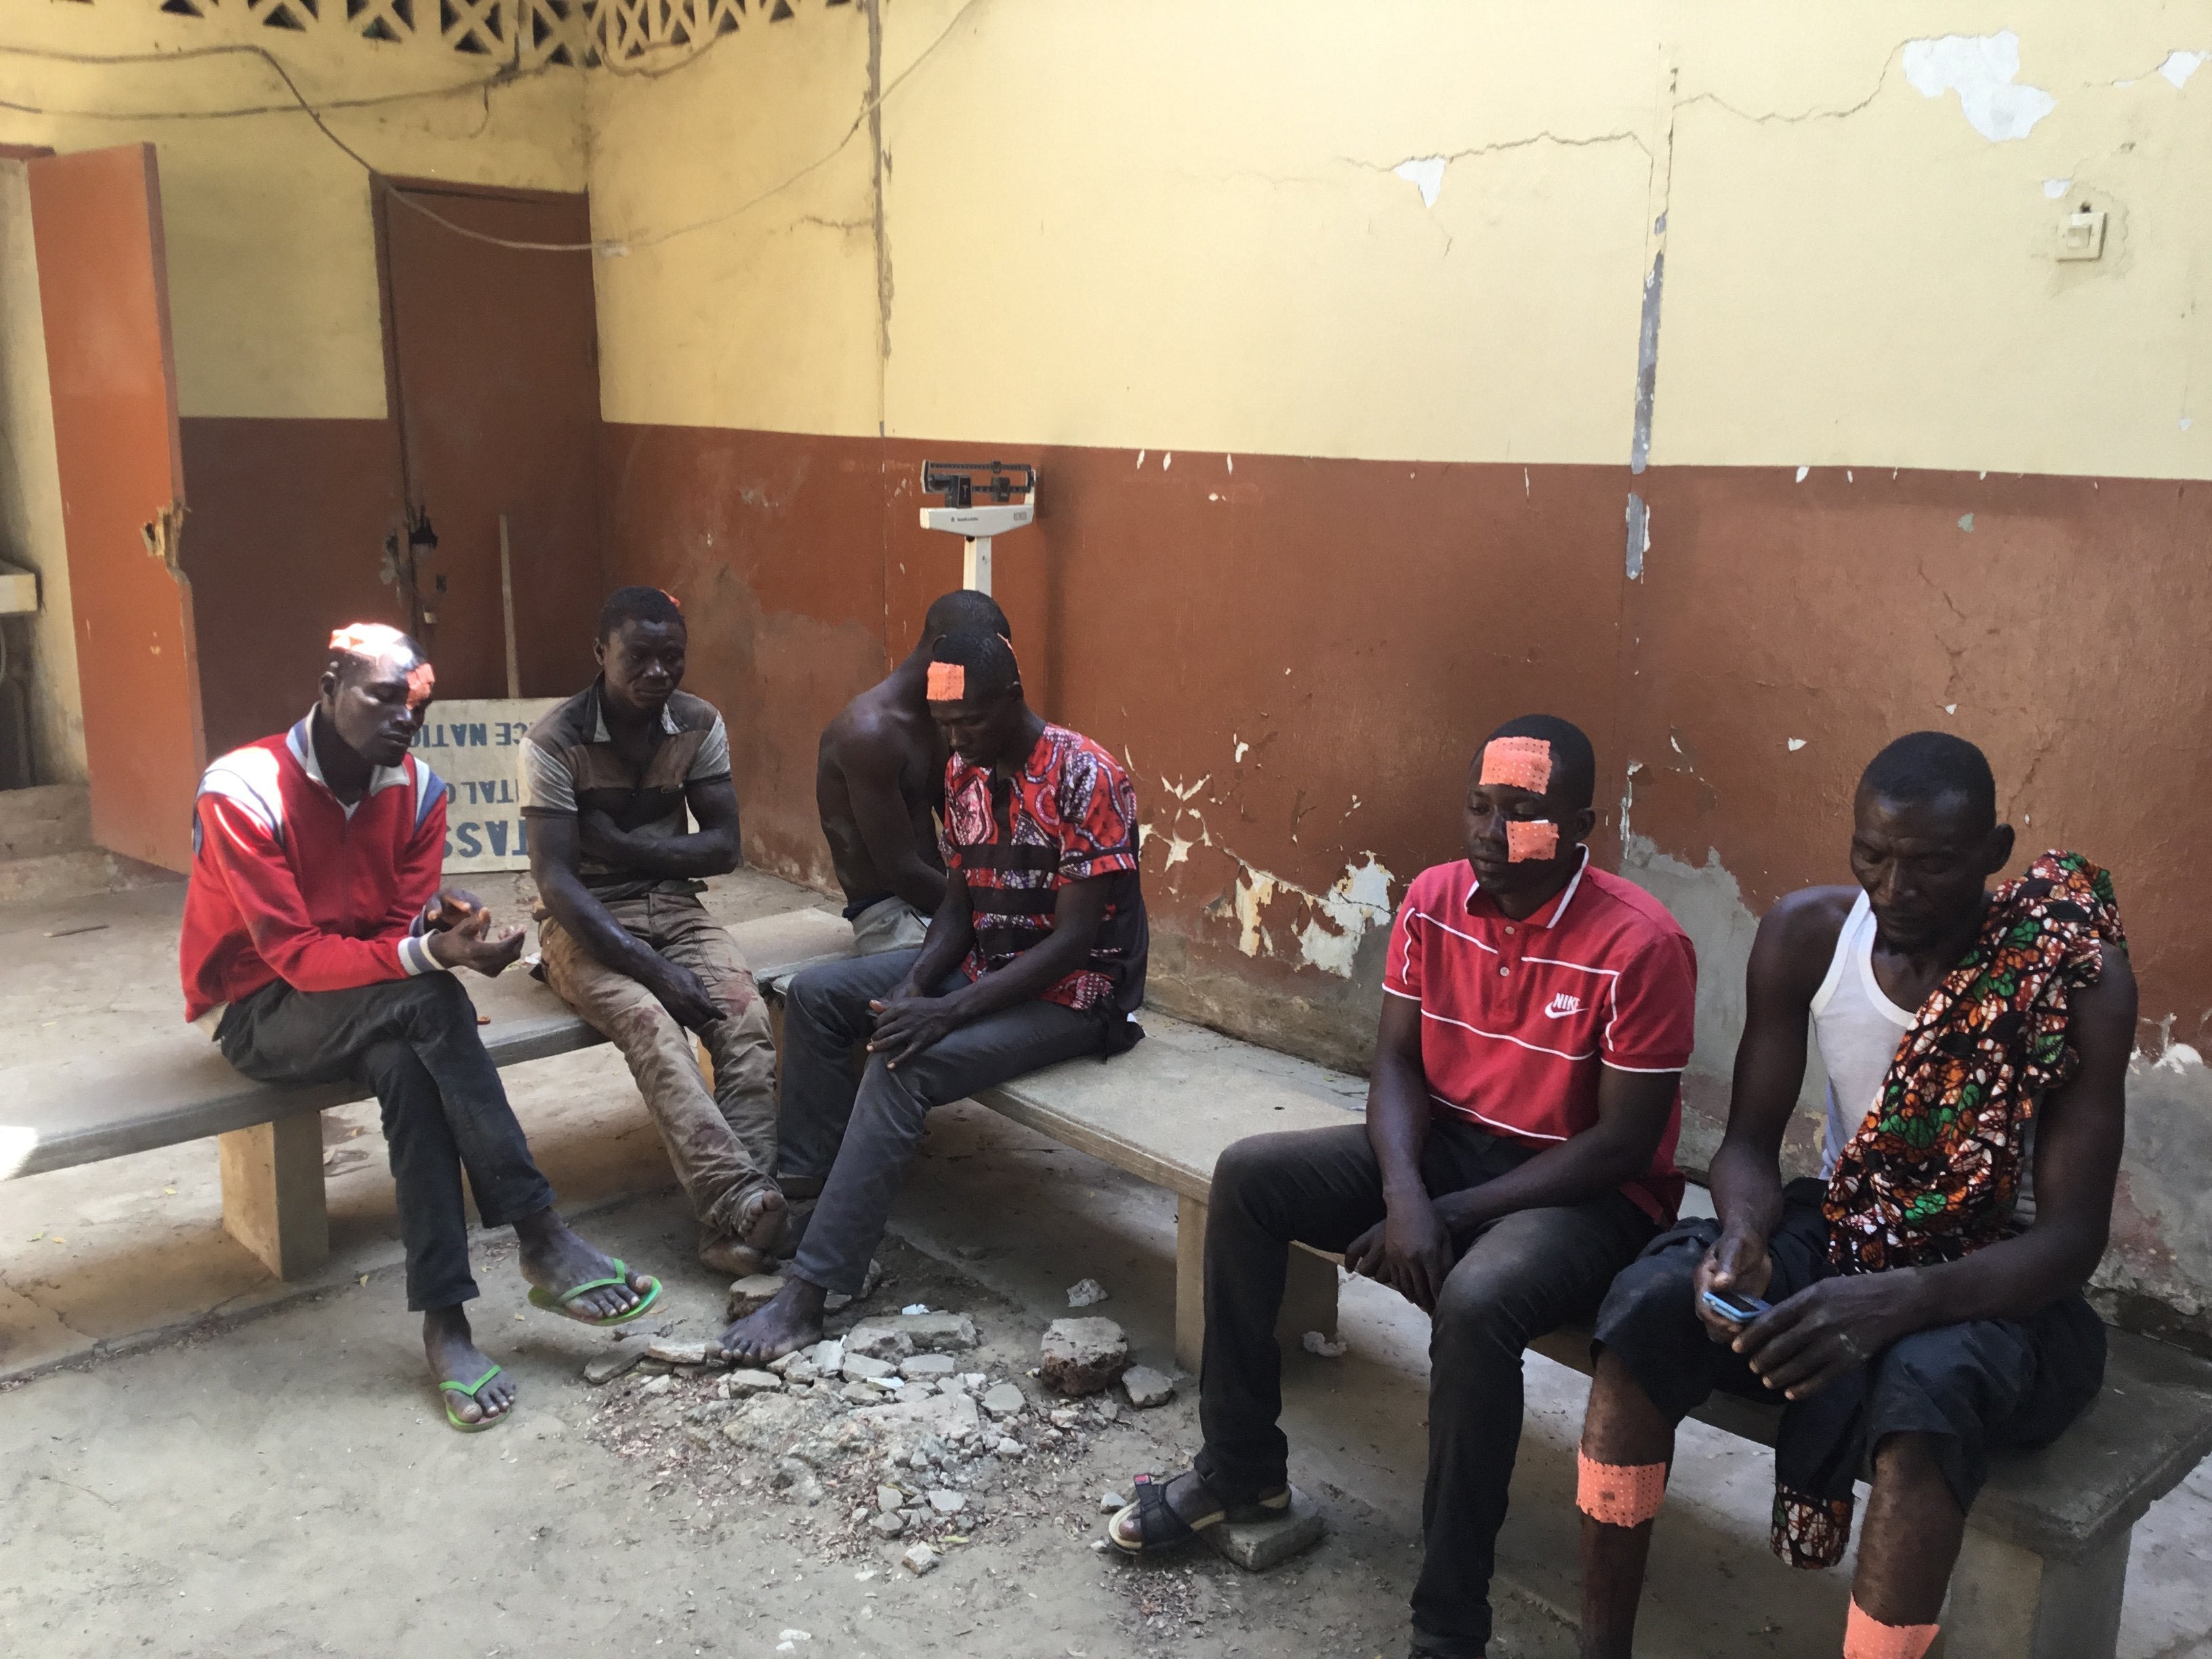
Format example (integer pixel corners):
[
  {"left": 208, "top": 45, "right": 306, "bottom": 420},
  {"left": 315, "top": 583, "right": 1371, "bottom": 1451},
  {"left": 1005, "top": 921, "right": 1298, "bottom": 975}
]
[{"left": 1811, "top": 889, "right": 2035, "bottom": 1225}]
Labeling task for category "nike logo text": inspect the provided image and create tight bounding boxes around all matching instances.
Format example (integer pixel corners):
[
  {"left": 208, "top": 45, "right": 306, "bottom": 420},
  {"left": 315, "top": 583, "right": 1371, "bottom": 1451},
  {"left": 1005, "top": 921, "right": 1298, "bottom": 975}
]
[{"left": 1544, "top": 993, "right": 1583, "bottom": 1019}]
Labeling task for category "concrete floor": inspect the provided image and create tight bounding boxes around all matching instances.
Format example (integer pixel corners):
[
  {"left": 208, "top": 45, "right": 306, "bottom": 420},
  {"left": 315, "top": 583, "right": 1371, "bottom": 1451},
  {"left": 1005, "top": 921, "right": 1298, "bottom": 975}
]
[{"left": 1, "top": 869, "right": 2207, "bottom": 1656}]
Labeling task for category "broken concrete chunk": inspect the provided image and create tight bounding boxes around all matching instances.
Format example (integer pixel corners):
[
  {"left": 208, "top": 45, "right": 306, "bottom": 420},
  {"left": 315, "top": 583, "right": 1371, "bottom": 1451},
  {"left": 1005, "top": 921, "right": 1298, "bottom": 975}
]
[
  {"left": 726, "top": 1273, "right": 787, "bottom": 1319},
  {"left": 900, "top": 1354, "right": 957, "bottom": 1380},
  {"left": 1065, "top": 1277, "right": 1109, "bottom": 1308},
  {"left": 1205, "top": 1486, "right": 1325, "bottom": 1572},
  {"left": 877, "top": 1484, "right": 906, "bottom": 1513},
  {"left": 1039, "top": 1317, "right": 1130, "bottom": 1397},
  {"left": 1099, "top": 1489, "right": 1128, "bottom": 1511},
  {"left": 852, "top": 1389, "right": 983, "bottom": 1444},
  {"left": 868, "top": 1510, "right": 908, "bottom": 1538},
  {"left": 806, "top": 1339, "right": 846, "bottom": 1373},
  {"left": 1301, "top": 1330, "right": 1349, "bottom": 1359},
  {"left": 926, "top": 1489, "right": 966, "bottom": 1514},
  {"left": 726, "top": 1368, "right": 784, "bottom": 1395},
  {"left": 582, "top": 1347, "right": 647, "bottom": 1386},
  {"left": 980, "top": 1381, "right": 1028, "bottom": 1420},
  {"left": 841, "top": 1380, "right": 887, "bottom": 1406},
  {"left": 641, "top": 1374, "right": 674, "bottom": 1396},
  {"left": 848, "top": 1311, "right": 981, "bottom": 1360},
  {"left": 842, "top": 1353, "right": 896, "bottom": 1382},
  {"left": 994, "top": 1436, "right": 1024, "bottom": 1458},
  {"left": 647, "top": 1340, "right": 715, "bottom": 1368},
  {"left": 1121, "top": 1364, "right": 1176, "bottom": 1409},
  {"left": 901, "top": 1543, "right": 939, "bottom": 1576},
  {"left": 844, "top": 1324, "right": 914, "bottom": 1363}
]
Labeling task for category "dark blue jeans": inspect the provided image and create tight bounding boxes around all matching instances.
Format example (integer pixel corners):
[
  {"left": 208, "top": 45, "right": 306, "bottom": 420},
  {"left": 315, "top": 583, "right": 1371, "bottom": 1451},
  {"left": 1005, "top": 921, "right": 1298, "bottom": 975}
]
[
  {"left": 219, "top": 972, "right": 556, "bottom": 1310},
  {"left": 777, "top": 949, "right": 1104, "bottom": 1294},
  {"left": 1196, "top": 1120, "right": 1656, "bottom": 1659}
]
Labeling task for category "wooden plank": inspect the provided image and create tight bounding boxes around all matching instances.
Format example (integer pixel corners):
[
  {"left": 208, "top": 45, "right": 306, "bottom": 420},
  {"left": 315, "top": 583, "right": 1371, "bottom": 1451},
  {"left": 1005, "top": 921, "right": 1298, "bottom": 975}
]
[{"left": 217, "top": 1109, "right": 328, "bottom": 1279}]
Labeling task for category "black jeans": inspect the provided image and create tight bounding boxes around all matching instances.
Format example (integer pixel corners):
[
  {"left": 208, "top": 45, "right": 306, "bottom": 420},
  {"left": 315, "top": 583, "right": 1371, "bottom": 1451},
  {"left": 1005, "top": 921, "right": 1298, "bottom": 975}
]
[
  {"left": 1196, "top": 1120, "right": 1656, "bottom": 1659},
  {"left": 218, "top": 973, "right": 556, "bottom": 1311},
  {"left": 777, "top": 949, "right": 1107, "bottom": 1295}
]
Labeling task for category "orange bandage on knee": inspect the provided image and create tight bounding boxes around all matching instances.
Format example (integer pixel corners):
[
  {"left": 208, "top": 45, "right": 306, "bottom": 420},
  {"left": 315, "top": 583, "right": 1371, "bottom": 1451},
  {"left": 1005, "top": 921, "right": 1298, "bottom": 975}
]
[
  {"left": 925, "top": 661, "right": 966, "bottom": 701},
  {"left": 1843, "top": 1599, "right": 1938, "bottom": 1659},
  {"left": 1576, "top": 1450, "right": 1667, "bottom": 1528},
  {"left": 1507, "top": 819, "right": 1559, "bottom": 862},
  {"left": 1480, "top": 735, "right": 1553, "bottom": 794}
]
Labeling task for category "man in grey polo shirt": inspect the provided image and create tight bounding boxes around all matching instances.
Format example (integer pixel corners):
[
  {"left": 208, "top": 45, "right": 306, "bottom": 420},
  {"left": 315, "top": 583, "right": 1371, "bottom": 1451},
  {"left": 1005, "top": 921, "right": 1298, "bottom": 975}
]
[{"left": 522, "top": 586, "right": 785, "bottom": 1275}]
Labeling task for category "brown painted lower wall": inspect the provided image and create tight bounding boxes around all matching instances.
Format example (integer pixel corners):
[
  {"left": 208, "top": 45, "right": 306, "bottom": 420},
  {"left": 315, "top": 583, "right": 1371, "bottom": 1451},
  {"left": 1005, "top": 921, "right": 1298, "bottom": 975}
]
[
  {"left": 600, "top": 420, "right": 2212, "bottom": 1344},
  {"left": 179, "top": 416, "right": 410, "bottom": 758}
]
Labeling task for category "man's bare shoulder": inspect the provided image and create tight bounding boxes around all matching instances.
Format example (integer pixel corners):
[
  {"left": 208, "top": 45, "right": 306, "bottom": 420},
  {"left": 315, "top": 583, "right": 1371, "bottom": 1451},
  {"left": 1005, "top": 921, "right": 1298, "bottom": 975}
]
[
  {"left": 1749, "top": 885, "right": 1860, "bottom": 999},
  {"left": 822, "top": 682, "right": 923, "bottom": 772}
]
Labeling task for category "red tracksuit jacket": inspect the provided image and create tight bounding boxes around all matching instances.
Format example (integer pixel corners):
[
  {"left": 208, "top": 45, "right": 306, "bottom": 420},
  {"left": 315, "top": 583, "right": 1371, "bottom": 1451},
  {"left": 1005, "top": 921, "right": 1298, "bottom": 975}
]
[{"left": 180, "top": 714, "right": 450, "bottom": 1023}]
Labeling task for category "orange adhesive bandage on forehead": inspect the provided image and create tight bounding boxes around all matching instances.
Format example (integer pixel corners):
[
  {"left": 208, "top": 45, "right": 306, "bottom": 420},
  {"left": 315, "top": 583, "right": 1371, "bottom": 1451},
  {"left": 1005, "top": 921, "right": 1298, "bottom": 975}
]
[
  {"left": 1507, "top": 819, "right": 1559, "bottom": 862},
  {"left": 926, "top": 661, "right": 967, "bottom": 702},
  {"left": 1480, "top": 735, "right": 1553, "bottom": 794},
  {"left": 1843, "top": 1601, "right": 1938, "bottom": 1659},
  {"left": 329, "top": 621, "right": 407, "bottom": 658},
  {"left": 1576, "top": 1450, "right": 1667, "bottom": 1528},
  {"left": 404, "top": 661, "right": 436, "bottom": 711}
]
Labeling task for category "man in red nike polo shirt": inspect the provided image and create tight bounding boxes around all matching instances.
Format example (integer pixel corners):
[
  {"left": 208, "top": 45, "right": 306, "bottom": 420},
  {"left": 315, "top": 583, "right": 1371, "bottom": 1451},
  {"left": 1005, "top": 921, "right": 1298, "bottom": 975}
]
[{"left": 1107, "top": 714, "right": 1696, "bottom": 1659}]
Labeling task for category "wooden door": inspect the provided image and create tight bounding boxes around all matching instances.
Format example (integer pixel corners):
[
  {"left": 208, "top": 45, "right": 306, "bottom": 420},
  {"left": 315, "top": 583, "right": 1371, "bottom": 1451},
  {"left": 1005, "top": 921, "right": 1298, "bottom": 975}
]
[
  {"left": 375, "top": 182, "right": 605, "bottom": 700},
  {"left": 27, "top": 144, "right": 201, "bottom": 873}
]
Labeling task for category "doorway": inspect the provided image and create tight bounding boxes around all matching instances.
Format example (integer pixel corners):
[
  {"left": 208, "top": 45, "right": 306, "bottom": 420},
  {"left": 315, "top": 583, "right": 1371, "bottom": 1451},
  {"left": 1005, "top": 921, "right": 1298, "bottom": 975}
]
[{"left": 373, "top": 180, "right": 605, "bottom": 701}]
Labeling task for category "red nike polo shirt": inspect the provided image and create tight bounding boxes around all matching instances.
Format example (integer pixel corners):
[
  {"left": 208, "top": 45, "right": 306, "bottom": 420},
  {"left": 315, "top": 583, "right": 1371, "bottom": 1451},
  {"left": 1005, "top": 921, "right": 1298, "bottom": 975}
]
[{"left": 1382, "top": 849, "right": 1698, "bottom": 1223}]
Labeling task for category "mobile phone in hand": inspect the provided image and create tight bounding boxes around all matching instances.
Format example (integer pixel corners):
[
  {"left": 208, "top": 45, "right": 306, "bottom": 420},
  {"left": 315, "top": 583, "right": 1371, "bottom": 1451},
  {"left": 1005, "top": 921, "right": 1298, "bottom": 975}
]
[{"left": 1701, "top": 1288, "right": 1771, "bottom": 1325}]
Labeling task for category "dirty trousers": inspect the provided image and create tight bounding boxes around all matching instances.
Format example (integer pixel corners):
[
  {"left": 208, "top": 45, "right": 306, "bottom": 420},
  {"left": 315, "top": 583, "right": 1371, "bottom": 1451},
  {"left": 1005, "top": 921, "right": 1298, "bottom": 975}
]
[
  {"left": 1195, "top": 1121, "right": 1655, "bottom": 1659},
  {"left": 218, "top": 972, "right": 556, "bottom": 1311},
  {"left": 538, "top": 892, "right": 779, "bottom": 1252},
  {"left": 777, "top": 949, "right": 1103, "bottom": 1294}
]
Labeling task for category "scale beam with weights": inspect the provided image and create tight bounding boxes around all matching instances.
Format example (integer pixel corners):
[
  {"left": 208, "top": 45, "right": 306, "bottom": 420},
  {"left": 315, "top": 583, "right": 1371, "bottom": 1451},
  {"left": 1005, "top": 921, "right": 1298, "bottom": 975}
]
[{"left": 920, "top": 459, "right": 1038, "bottom": 595}]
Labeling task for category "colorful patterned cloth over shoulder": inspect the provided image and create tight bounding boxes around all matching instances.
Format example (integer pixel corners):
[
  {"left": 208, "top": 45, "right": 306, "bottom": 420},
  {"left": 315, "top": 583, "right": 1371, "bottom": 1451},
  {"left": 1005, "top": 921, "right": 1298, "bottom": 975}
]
[{"left": 1822, "top": 850, "right": 2125, "bottom": 1274}]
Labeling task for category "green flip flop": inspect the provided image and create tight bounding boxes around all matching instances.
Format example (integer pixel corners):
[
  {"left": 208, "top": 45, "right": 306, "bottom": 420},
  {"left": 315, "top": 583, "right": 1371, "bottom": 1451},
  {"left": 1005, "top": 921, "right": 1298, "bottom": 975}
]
[
  {"left": 440, "top": 1365, "right": 508, "bottom": 1433},
  {"left": 527, "top": 1257, "right": 662, "bottom": 1327}
]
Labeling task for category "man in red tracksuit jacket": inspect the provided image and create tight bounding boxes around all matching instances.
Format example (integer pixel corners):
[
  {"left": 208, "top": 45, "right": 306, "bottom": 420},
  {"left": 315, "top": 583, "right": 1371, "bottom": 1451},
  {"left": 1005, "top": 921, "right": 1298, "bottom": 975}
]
[{"left": 183, "top": 623, "right": 658, "bottom": 1429}]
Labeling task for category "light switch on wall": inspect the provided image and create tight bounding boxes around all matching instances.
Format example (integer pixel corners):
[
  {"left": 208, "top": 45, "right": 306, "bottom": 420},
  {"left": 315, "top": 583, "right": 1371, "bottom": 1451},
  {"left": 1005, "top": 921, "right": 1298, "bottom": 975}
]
[{"left": 2057, "top": 206, "right": 2106, "bottom": 262}]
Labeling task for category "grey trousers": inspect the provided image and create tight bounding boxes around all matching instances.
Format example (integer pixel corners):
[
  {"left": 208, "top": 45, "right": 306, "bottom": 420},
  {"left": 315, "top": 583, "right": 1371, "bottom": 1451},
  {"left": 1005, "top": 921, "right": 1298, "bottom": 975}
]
[{"left": 777, "top": 949, "right": 1102, "bottom": 1294}]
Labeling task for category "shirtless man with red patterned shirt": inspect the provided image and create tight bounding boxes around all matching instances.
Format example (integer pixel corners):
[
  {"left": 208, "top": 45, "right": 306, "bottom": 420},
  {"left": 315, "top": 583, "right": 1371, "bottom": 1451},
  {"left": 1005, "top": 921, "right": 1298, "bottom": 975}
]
[{"left": 723, "top": 628, "right": 1148, "bottom": 1361}]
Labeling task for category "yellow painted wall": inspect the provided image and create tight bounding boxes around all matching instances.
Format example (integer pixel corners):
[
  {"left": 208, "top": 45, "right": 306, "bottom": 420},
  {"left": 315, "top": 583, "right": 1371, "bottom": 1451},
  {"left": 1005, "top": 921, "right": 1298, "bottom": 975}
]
[
  {"left": 0, "top": 160, "right": 82, "bottom": 783},
  {"left": 588, "top": 1, "right": 2212, "bottom": 483},
  {"left": 0, "top": 1, "right": 586, "bottom": 420},
  {"left": 583, "top": 2, "right": 880, "bottom": 436}
]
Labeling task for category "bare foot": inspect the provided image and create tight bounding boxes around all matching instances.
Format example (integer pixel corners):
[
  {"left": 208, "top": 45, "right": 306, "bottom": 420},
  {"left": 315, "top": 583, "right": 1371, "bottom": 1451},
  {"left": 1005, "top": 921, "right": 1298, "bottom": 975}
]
[
  {"left": 513, "top": 1208, "right": 648, "bottom": 1322},
  {"left": 737, "top": 1185, "right": 787, "bottom": 1251},
  {"left": 426, "top": 1306, "right": 515, "bottom": 1426},
  {"left": 720, "top": 1277, "right": 827, "bottom": 1364}
]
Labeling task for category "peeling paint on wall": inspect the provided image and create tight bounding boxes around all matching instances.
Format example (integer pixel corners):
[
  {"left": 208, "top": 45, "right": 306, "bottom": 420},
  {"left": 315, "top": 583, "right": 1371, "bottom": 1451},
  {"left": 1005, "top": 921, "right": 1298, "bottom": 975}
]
[
  {"left": 1902, "top": 31, "right": 2057, "bottom": 142},
  {"left": 1624, "top": 491, "right": 1650, "bottom": 579},
  {"left": 1391, "top": 156, "right": 1448, "bottom": 209},
  {"left": 1216, "top": 851, "right": 1396, "bottom": 979},
  {"left": 2158, "top": 50, "right": 2207, "bottom": 89}
]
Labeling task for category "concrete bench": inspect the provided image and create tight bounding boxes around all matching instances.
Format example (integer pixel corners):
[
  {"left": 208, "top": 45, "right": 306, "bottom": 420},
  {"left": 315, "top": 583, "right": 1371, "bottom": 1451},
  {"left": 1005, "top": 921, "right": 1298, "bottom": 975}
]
[{"left": 0, "top": 904, "right": 857, "bottom": 1280}]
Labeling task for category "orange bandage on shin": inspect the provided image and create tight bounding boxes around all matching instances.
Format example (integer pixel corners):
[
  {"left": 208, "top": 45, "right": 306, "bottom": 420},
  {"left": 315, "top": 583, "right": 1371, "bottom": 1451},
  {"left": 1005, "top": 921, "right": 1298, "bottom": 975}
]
[
  {"left": 1480, "top": 735, "right": 1553, "bottom": 794},
  {"left": 1576, "top": 1450, "right": 1667, "bottom": 1528},
  {"left": 1842, "top": 1599, "right": 1938, "bottom": 1659},
  {"left": 1507, "top": 819, "right": 1559, "bottom": 862},
  {"left": 925, "top": 661, "right": 966, "bottom": 701}
]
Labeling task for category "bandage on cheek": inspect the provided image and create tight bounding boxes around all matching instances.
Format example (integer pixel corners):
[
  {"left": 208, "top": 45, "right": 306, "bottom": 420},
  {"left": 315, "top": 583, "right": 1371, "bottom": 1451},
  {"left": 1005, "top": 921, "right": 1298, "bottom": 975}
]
[
  {"left": 1480, "top": 735, "right": 1553, "bottom": 794},
  {"left": 1576, "top": 1449, "right": 1667, "bottom": 1528},
  {"left": 1507, "top": 819, "right": 1559, "bottom": 862},
  {"left": 1843, "top": 1600, "right": 1938, "bottom": 1659},
  {"left": 405, "top": 662, "right": 436, "bottom": 711},
  {"left": 926, "top": 661, "right": 966, "bottom": 701}
]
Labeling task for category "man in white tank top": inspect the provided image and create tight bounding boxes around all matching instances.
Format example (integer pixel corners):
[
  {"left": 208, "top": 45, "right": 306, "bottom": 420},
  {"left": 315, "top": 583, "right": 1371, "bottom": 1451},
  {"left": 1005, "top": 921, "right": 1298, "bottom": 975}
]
[{"left": 1571, "top": 733, "right": 2135, "bottom": 1659}]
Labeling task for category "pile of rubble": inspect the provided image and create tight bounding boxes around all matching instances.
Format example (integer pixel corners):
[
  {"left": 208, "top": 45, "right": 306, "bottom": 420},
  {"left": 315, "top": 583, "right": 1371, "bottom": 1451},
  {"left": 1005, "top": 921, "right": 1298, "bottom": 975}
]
[{"left": 577, "top": 1271, "right": 1181, "bottom": 1577}]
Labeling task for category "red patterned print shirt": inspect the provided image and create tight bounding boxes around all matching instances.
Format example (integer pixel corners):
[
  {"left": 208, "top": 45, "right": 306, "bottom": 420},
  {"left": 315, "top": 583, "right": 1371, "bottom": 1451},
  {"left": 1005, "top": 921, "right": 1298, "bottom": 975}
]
[{"left": 943, "top": 724, "right": 1148, "bottom": 1027}]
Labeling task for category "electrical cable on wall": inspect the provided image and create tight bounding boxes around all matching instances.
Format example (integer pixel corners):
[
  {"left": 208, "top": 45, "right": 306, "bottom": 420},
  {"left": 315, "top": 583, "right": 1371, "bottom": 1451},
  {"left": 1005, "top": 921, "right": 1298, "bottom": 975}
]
[{"left": 0, "top": 0, "right": 987, "bottom": 255}]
